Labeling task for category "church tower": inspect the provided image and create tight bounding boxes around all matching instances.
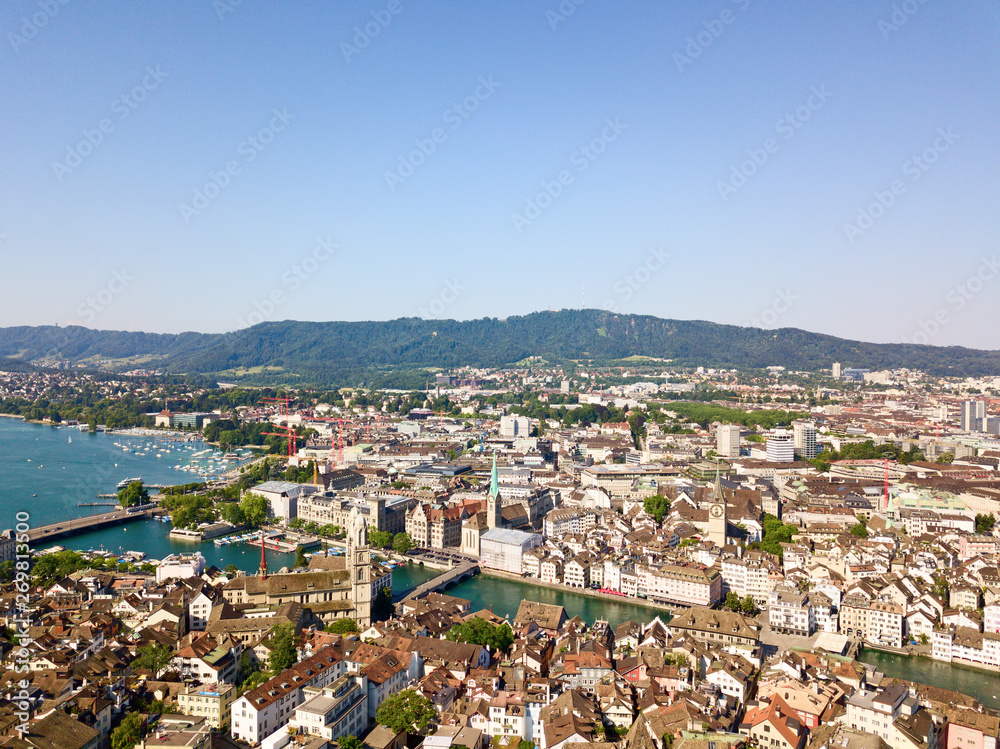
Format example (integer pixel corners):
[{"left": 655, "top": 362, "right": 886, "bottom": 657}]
[
  {"left": 347, "top": 508, "right": 372, "bottom": 628},
  {"left": 487, "top": 453, "right": 502, "bottom": 530},
  {"left": 707, "top": 470, "right": 727, "bottom": 547}
]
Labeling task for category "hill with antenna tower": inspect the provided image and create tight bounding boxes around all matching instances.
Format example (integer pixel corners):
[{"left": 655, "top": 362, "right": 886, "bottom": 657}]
[{"left": 1, "top": 310, "right": 999, "bottom": 385}]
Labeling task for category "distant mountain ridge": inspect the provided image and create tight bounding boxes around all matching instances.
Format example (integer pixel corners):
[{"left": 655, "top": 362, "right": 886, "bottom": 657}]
[{"left": 0, "top": 311, "right": 997, "bottom": 383}]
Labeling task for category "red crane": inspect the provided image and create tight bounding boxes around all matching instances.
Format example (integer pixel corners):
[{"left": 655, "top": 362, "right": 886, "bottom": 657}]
[
  {"left": 366, "top": 413, "right": 390, "bottom": 442},
  {"left": 262, "top": 425, "right": 297, "bottom": 460},
  {"left": 309, "top": 416, "right": 345, "bottom": 465},
  {"left": 263, "top": 395, "right": 292, "bottom": 416}
]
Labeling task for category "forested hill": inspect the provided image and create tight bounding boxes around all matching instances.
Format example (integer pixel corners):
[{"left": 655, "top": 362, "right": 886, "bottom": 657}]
[{"left": 1, "top": 311, "right": 998, "bottom": 383}]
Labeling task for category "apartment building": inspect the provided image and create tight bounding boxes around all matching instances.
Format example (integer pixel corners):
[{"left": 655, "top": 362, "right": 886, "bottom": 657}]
[
  {"left": 867, "top": 601, "right": 905, "bottom": 649},
  {"left": 845, "top": 684, "right": 918, "bottom": 746},
  {"left": 768, "top": 587, "right": 815, "bottom": 637},
  {"left": 564, "top": 557, "right": 590, "bottom": 589},
  {"left": 230, "top": 646, "right": 344, "bottom": 745},
  {"left": 285, "top": 674, "right": 369, "bottom": 744},
  {"left": 177, "top": 684, "right": 236, "bottom": 730},
  {"left": 721, "top": 552, "right": 779, "bottom": 607},
  {"left": 641, "top": 564, "right": 721, "bottom": 607}
]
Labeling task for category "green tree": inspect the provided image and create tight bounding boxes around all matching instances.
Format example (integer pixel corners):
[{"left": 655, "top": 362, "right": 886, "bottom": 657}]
[
  {"left": 220, "top": 502, "right": 246, "bottom": 525},
  {"left": 643, "top": 494, "right": 670, "bottom": 524},
  {"left": 375, "top": 689, "right": 436, "bottom": 734},
  {"left": 393, "top": 532, "right": 413, "bottom": 555},
  {"left": 0, "top": 561, "right": 15, "bottom": 583},
  {"left": 338, "top": 737, "right": 363, "bottom": 749},
  {"left": 117, "top": 480, "right": 150, "bottom": 508},
  {"left": 32, "top": 549, "right": 88, "bottom": 586},
  {"left": 370, "top": 530, "right": 394, "bottom": 549},
  {"left": 134, "top": 642, "right": 174, "bottom": 677},
  {"left": 740, "top": 595, "right": 757, "bottom": 615},
  {"left": 268, "top": 623, "right": 298, "bottom": 674},
  {"left": 239, "top": 669, "right": 269, "bottom": 696},
  {"left": 932, "top": 575, "right": 950, "bottom": 599},
  {"left": 224, "top": 564, "right": 239, "bottom": 577},
  {"left": 112, "top": 714, "right": 144, "bottom": 749},
  {"left": 850, "top": 523, "right": 869, "bottom": 538},
  {"left": 976, "top": 514, "right": 996, "bottom": 534},
  {"left": 724, "top": 591, "right": 741, "bottom": 611},
  {"left": 294, "top": 546, "right": 308, "bottom": 568},
  {"left": 936, "top": 452, "right": 954, "bottom": 464},
  {"left": 446, "top": 617, "right": 514, "bottom": 654},
  {"left": 326, "top": 618, "right": 359, "bottom": 634},
  {"left": 240, "top": 493, "right": 269, "bottom": 528},
  {"left": 149, "top": 699, "right": 177, "bottom": 715},
  {"left": 372, "top": 586, "right": 393, "bottom": 621},
  {"left": 759, "top": 513, "right": 798, "bottom": 560}
]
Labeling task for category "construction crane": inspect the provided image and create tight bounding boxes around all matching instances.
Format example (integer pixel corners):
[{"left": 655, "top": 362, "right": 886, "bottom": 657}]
[
  {"left": 308, "top": 416, "right": 346, "bottom": 466},
  {"left": 262, "top": 425, "right": 297, "bottom": 461},
  {"left": 263, "top": 395, "right": 293, "bottom": 417}
]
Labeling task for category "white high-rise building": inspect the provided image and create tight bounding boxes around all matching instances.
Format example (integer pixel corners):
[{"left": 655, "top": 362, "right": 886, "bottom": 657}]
[
  {"left": 716, "top": 424, "right": 741, "bottom": 458},
  {"left": 766, "top": 431, "right": 794, "bottom": 463},
  {"left": 499, "top": 415, "right": 531, "bottom": 438},
  {"left": 832, "top": 362, "right": 841, "bottom": 379},
  {"left": 792, "top": 422, "right": 818, "bottom": 459}
]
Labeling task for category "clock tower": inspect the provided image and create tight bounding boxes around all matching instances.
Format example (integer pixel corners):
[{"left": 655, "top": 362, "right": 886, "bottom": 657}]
[
  {"left": 347, "top": 508, "right": 372, "bottom": 628},
  {"left": 707, "top": 470, "right": 727, "bottom": 547}
]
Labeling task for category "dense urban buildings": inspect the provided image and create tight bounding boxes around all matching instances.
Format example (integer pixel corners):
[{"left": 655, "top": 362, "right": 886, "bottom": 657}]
[{"left": 9, "top": 361, "right": 1000, "bottom": 749}]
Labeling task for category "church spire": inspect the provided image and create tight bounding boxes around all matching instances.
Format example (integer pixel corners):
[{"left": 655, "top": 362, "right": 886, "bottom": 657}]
[
  {"left": 258, "top": 530, "right": 268, "bottom": 579},
  {"left": 713, "top": 468, "right": 723, "bottom": 501},
  {"left": 489, "top": 452, "right": 499, "bottom": 499},
  {"left": 487, "top": 452, "right": 501, "bottom": 530}
]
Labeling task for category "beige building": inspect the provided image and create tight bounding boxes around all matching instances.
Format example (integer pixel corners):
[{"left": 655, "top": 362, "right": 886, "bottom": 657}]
[{"left": 177, "top": 683, "right": 236, "bottom": 730}]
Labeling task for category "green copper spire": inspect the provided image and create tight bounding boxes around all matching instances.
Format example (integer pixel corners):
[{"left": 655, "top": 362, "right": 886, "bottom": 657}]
[{"left": 489, "top": 452, "right": 499, "bottom": 499}]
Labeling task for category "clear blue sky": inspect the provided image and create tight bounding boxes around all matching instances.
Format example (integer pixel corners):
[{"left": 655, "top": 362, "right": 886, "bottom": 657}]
[{"left": 2, "top": 1, "right": 999, "bottom": 348}]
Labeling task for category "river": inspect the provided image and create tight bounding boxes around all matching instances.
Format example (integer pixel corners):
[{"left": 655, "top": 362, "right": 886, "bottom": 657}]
[
  {"left": 392, "top": 562, "right": 674, "bottom": 628},
  {"left": 859, "top": 649, "right": 1000, "bottom": 711}
]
